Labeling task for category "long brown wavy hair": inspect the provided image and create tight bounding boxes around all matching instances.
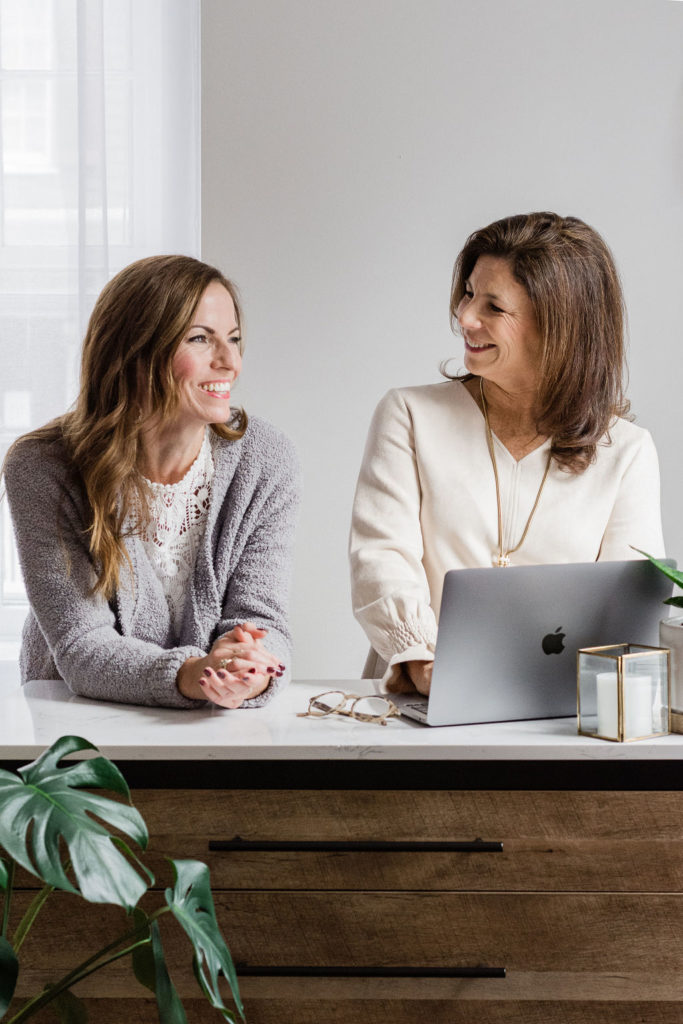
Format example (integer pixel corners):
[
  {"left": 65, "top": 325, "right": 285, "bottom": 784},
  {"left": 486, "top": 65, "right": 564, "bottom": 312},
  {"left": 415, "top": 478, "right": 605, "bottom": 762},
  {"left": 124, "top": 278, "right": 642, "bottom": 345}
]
[
  {"left": 447, "top": 211, "right": 629, "bottom": 473},
  {"left": 6, "top": 254, "right": 247, "bottom": 599}
]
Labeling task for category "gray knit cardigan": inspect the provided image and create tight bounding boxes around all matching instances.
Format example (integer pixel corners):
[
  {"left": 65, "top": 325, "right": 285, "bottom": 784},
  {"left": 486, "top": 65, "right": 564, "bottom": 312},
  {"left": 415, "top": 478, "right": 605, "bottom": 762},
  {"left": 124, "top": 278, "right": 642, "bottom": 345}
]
[{"left": 3, "top": 418, "right": 301, "bottom": 709}]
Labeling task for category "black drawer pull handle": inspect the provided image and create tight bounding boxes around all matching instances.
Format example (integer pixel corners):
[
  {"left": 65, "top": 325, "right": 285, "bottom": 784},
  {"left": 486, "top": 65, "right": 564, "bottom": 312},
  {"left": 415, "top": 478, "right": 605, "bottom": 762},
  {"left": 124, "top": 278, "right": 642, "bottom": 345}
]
[
  {"left": 235, "top": 965, "right": 506, "bottom": 978},
  {"left": 209, "top": 837, "right": 503, "bottom": 853}
]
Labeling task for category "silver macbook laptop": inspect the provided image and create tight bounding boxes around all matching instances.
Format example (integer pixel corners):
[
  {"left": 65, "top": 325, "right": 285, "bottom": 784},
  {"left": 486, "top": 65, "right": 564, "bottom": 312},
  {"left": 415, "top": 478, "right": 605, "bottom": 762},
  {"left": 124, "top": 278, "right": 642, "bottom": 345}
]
[{"left": 394, "top": 559, "right": 675, "bottom": 726}]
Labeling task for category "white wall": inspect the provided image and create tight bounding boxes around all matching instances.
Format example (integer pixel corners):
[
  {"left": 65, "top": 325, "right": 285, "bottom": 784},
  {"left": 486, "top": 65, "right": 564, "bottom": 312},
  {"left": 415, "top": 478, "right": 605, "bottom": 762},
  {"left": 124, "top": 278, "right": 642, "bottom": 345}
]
[{"left": 201, "top": 0, "right": 683, "bottom": 679}]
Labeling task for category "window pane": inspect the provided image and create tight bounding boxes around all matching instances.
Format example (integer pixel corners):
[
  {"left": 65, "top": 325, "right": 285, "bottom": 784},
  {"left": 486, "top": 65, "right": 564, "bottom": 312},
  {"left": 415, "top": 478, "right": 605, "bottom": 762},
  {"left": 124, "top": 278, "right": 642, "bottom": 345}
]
[
  {"left": 0, "top": 0, "right": 58, "bottom": 70},
  {"left": 0, "top": 0, "right": 200, "bottom": 640}
]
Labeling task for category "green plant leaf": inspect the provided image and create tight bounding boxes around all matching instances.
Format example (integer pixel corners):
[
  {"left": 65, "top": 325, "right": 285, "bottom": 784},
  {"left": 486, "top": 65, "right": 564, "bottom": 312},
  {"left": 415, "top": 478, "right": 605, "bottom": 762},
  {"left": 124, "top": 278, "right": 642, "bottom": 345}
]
[
  {"left": 631, "top": 548, "right": 683, "bottom": 591},
  {"left": 0, "top": 936, "right": 18, "bottom": 1017},
  {"left": 165, "top": 860, "right": 243, "bottom": 1022},
  {"left": 665, "top": 596, "right": 683, "bottom": 608},
  {"left": 131, "top": 908, "right": 155, "bottom": 994},
  {"left": 11, "top": 882, "right": 54, "bottom": 953},
  {"left": 0, "top": 736, "right": 151, "bottom": 910},
  {"left": 150, "top": 920, "right": 189, "bottom": 1024},
  {"left": 50, "top": 987, "right": 88, "bottom": 1024},
  {"left": 131, "top": 909, "right": 189, "bottom": 1023},
  {"left": 0, "top": 860, "right": 7, "bottom": 893}
]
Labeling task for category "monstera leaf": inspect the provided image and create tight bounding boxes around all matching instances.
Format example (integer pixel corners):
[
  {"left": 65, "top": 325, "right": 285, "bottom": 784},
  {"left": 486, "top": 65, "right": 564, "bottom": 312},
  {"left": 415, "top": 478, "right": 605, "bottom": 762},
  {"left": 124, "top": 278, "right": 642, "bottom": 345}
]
[
  {"left": 132, "top": 910, "right": 188, "bottom": 1024},
  {"left": 130, "top": 907, "right": 155, "bottom": 993},
  {"left": 633, "top": 548, "right": 683, "bottom": 607},
  {"left": 49, "top": 987, "right": 88, "bottom": 1024},
  {"left": 166, "top": 860, "right": 243, "bottom": 1022},
  {"left": 0, "top": 736, "right": 151, "bottom": 910},
  {"left": 0, "top": 936, "right": 18, "bottom": 1016}
]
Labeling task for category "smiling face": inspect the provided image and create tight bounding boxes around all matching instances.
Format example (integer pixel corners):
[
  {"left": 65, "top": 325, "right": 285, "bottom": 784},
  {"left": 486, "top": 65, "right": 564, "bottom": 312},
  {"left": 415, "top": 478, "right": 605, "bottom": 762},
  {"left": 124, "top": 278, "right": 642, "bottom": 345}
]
[
  {"left": 456, "top": 255, "right": 543, "bottom": 394},
  {"left": 170, "top": 280, "right": 242, "bottom": 431}
]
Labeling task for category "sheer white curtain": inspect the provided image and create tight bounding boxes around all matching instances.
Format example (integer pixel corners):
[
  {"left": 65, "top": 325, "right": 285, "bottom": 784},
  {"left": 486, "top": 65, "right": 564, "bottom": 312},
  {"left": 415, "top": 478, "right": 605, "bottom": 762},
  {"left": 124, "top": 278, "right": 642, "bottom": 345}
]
[{"left": 0, "top": 0, "right": 200, "bottom": 649}]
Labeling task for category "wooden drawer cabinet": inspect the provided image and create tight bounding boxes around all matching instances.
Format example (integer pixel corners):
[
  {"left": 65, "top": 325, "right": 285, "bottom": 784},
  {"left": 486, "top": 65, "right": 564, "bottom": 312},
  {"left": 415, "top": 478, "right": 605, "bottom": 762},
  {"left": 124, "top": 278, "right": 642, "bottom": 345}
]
[
  {"left": 13, "top": 786, "right": 683, "bottom": 1021},
  {"left": 137, "top": 789, "right": 683, "bottom": 892}
]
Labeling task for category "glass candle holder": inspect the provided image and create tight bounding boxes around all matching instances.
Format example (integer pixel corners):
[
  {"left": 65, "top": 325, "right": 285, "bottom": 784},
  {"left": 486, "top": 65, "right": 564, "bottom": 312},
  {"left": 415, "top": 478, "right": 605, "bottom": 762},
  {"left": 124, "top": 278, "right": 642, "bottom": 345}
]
[{"left": 577, "top": 644, "right": 670, "bottom": 742}]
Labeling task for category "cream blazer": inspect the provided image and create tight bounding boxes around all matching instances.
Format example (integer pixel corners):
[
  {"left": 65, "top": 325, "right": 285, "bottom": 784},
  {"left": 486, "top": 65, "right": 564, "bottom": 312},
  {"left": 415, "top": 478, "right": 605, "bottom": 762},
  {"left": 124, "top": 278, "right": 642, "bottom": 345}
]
[{"left": 349, "top": 380, "right": 665, "bottom": 686}]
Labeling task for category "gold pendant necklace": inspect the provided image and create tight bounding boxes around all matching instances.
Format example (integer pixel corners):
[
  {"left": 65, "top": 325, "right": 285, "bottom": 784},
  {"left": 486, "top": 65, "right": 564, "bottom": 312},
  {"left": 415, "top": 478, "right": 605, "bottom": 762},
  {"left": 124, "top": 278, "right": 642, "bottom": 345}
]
[{"left": 479, "top": 377, "right": 551, "bottom": 567}]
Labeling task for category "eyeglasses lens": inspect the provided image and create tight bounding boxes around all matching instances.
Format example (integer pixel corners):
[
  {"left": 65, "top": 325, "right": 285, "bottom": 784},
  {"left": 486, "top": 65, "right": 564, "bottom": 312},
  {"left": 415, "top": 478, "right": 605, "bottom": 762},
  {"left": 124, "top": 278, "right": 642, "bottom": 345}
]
[
  {"left": 352, "top": 696, "right": 393, "bottom": 719},
  {"left": 309, "top": 691, "right": 348, "bottom": 715}
]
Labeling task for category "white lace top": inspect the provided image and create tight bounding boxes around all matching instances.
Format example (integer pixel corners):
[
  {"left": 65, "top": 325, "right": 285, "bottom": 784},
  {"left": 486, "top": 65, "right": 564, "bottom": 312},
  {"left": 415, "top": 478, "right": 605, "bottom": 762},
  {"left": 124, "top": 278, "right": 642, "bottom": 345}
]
[{"left": 136, "top": 431, "right": 215, "bottom": 637}]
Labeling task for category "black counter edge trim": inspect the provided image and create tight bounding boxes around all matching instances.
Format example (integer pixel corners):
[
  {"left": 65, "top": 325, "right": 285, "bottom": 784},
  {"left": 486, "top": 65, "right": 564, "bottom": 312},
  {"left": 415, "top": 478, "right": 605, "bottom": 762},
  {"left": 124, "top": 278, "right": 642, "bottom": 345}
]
[{"left": 2, "top": 759, "right": 681, "bottom": 790}]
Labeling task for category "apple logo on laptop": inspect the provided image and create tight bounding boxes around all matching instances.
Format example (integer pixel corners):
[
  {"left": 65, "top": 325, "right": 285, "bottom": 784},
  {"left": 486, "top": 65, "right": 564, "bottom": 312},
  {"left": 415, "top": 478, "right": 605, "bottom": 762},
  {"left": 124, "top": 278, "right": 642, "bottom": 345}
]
[{"left": 542, "top": 627, "right": 566, "bottom": 655}]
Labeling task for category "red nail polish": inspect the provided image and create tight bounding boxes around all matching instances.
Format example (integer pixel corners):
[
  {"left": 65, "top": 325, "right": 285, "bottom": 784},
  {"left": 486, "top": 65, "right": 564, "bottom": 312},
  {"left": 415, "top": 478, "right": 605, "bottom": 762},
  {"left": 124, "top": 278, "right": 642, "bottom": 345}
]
[
  {"left": 248, "top": 668, "right": 256, "bottom": 674},
  {"left": 203, "top": 668, "right": 211, "bottom": 677}
]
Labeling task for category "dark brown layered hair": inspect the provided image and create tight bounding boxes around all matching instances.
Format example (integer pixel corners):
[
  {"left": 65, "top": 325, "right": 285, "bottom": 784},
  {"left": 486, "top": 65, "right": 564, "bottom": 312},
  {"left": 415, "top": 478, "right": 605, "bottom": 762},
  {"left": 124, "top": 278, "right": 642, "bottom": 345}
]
[
  {"left": 6, "top": 254, "right": 247, "bottom": 598},
  {"left": 447, "top": 211, "right": 629, "bottom": 473}
]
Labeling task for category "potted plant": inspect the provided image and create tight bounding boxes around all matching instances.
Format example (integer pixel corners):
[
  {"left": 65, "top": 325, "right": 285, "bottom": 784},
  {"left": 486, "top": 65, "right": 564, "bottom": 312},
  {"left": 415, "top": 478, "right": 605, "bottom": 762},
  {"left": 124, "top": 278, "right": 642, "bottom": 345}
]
[
  {"left": 633, "top": 550, "right": 683, "bottom": 716},
  {"left": 0, "top": 735, "right": 243, "bottom": 1023}
]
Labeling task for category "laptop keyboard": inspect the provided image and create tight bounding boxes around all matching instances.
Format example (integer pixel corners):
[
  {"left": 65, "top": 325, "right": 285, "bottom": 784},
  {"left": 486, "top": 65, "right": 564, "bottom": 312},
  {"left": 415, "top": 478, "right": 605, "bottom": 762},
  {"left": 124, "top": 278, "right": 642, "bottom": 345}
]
[{"left": 406, "top": 701, "right": 428, "bottom": 714}]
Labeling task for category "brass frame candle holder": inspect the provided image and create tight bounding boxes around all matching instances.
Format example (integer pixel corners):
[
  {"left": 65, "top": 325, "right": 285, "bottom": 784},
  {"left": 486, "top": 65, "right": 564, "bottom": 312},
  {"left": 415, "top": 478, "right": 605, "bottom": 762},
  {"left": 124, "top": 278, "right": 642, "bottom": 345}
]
[{"left": 577, "top": 644, "right": 670, "bottom": 742}]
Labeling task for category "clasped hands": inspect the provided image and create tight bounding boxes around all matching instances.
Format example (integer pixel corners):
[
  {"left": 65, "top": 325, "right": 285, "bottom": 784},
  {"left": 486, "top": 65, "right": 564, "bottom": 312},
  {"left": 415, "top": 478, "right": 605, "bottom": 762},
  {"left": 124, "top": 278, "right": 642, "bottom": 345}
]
[{"left": 177, "top": 622, "right": 285, "bottom": 708}]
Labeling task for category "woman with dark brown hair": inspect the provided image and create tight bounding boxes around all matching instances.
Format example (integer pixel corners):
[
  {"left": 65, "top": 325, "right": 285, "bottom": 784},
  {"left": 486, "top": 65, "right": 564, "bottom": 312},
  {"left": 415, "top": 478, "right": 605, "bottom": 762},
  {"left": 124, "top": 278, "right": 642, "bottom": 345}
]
[
  {"left": 3, "top": 255, "right": 300, "bottom": 708},
  {"left": 350, "top": 212, "right": 664, "bottom": 695}
]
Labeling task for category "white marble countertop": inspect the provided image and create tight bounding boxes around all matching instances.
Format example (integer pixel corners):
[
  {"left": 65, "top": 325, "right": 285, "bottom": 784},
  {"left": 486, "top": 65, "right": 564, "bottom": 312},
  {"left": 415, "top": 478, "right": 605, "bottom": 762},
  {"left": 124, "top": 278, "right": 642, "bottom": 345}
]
[{"left": 1, "top": 677, "right": 683, "bottom": 761}]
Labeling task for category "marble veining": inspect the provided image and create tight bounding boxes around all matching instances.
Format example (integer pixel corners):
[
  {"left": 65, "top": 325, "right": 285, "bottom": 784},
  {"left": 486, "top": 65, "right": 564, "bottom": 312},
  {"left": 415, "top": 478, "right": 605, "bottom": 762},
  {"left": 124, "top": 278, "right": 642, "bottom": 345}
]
[{"left": 1, "top": 678, "right": 682, "bottom": 761}]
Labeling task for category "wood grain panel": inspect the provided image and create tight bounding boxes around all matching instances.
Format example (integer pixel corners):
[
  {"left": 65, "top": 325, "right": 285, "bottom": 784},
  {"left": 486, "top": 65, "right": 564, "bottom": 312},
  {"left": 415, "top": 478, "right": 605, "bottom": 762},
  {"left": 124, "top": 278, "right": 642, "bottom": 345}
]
[
  {"left": 11, "top": 891, "right": 683, "bottom": 988},
  {"left": 10, "top": 786, "right": 683, "bottom": 1019},
  {"left": 139, "top": 835, "right": 683, "bottom": 892},
  {"left": 133, "top": 789, "right": 683, "bottom": 841},
  {"left": 13, "top": 971, "right": 683, "bottom": 1004},
  {"left": 120, "top": 789, "right": 683, "bottom": 894},
  {"left": 238, "top": 998, "right": 683, "bottom": 1024},
  {"left": 14, "top": 832, "right": 681, "bottom": 893},
  {"left": 219, "top": 891, "right": 683, "bottom": 973},
  {"left": 20, "top": 998, "right": 683, "bottom": 1024}
]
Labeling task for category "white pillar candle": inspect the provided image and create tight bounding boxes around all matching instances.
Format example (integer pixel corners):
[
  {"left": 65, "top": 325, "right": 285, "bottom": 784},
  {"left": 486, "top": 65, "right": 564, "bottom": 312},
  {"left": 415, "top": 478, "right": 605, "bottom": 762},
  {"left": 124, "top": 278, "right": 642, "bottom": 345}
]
[{"left": 596, "top": 672, "right": 652, "bottom": 739}]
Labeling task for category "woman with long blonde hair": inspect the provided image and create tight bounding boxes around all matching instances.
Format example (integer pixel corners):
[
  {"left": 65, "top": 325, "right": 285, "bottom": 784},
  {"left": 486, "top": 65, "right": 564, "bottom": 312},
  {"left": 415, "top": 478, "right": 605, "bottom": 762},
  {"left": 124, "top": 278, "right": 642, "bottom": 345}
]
[{"left": 3, "top": 255, "right": 300, "bottom": 708}]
